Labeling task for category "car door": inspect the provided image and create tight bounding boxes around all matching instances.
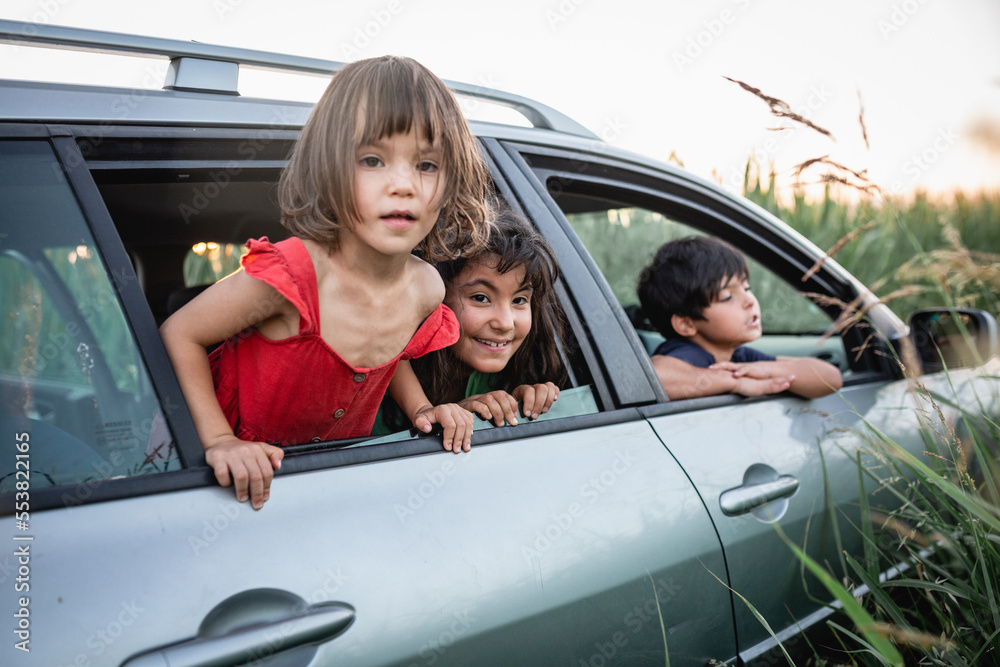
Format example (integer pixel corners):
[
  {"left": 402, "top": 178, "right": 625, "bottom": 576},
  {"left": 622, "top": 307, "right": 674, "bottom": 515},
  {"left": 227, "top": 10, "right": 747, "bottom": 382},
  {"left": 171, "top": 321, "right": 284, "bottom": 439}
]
[
  {"left": 498, "top": 137, "right": 972, "bottom": 661},
  {"left": 0, "top": 127, "right": 738, "bottom": 666}
]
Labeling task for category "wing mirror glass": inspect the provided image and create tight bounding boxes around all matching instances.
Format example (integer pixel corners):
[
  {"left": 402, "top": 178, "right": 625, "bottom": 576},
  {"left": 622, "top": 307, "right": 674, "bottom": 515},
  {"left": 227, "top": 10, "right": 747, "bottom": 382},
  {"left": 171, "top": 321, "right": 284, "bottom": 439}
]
[{"left": 908, "top": 308, "right": 999, "bottom": 373}]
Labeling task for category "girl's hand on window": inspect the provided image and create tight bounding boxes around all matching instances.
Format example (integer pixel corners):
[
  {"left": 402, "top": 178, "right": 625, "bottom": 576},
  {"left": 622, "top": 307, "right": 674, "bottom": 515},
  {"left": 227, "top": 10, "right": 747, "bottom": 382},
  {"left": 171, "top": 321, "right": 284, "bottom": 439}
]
[
  {"left": 204, "top": 437, "right": 284, "bottom": 510},
  {"left": 512, "top": 382, "right": 560, "bottom": 420},
  {"left": 459, "top": 391, "right": 520, "bottom": 427},
  {"left": 413, "top": 403, "right": 474, "bottom": 453}
]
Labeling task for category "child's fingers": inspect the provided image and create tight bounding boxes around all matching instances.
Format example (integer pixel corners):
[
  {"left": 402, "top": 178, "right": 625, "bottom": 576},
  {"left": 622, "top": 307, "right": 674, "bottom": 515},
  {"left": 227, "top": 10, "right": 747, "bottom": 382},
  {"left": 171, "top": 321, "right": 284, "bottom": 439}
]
[
  {"left": 438, "top": 407, "right": 473, "bottom": 453},
  {"left": 519, "top": 386, "right": 536, "bottom": 419},
  {"left": 454, "top": 410, "right": 473, "bottom": 452},
  {"left": 205, "top": 440, "right": 277, "bottom": 509},
  {"left": 481, "top": 395, "right": 509, "bottom": 426},
  {"left": 433, "top": 409, "right": 457, "bottom": 452},
  {"left": 413, "top": 413, "right": 434, "bottom": 434},
  {"left": 538, "top": 382, "right": 560, "bottom": 415},
  {"left": 520, "top": 384, "right": 558, "bottom": 420},
  {"left": 496, "top": 392, "right": 519, "bottom": 426},
  {"left": 207, "top": 453, "right": 233, "bottom": 489},
  {"left": 265, "top": 443, "right": 284, "bottom": 470}
]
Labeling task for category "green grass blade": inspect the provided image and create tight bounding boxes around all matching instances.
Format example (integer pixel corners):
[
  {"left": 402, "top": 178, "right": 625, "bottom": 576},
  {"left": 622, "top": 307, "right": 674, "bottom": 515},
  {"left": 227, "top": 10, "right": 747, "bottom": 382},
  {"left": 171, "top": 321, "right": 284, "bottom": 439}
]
[
  {"left": 702, "top": 565, "right": 795, "bottom": 667},
  {"left": 773, "top": 523, "right": 905, "bottom": 665},
  {"left": 646, "top": 570, "right": 671, "bottom": 667}
]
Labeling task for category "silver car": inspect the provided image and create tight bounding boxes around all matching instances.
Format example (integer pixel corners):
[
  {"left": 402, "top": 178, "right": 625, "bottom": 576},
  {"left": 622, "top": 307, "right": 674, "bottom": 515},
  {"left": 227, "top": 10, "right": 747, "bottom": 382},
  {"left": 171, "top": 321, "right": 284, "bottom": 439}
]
[{"left": 1, "top": 20, "right": 997, "bottom": 667}]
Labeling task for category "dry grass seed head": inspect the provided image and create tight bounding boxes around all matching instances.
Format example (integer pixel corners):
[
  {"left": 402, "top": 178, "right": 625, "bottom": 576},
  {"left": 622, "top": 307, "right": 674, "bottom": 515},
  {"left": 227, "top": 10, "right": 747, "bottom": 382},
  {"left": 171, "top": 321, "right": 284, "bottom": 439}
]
[
  {"left": 801, "top": 219, "right": 881, "bottom": 282},
  {"left": 723, "top": 76, "right": 837, "bottom": 142},
  {"left": 858, "top": 89, "right": 871, "bottom": 152}
]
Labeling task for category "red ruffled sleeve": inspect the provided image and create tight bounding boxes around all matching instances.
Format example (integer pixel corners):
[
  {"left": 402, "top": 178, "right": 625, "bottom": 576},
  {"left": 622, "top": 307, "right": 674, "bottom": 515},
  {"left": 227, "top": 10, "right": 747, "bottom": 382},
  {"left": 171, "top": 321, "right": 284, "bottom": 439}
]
[
  {"left": 240, "top": 237, "right": 317, "bottom": 335},
  {"left": 402, "top": 303, "right": 460, "bottom": 360}
]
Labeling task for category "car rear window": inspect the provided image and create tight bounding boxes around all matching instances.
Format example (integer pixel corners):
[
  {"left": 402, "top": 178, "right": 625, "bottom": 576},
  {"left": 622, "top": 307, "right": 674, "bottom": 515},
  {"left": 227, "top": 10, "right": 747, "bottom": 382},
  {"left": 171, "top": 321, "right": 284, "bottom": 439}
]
[{"left": 1, "top": 140, "right": 180, "bottom": 493}]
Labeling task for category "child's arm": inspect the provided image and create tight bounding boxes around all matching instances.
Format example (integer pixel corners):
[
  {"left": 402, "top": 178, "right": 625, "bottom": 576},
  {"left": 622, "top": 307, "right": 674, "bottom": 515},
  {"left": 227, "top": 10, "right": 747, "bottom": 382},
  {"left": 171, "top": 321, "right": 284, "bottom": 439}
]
[
  {"left": 651, "top": 355, "right": 793, "bottom": 400},
  {"left": 710, "top": 357, "right": 843, "bottom": 399},
  {"left": 159, "top": 271, "right": 286, "bottom": 509},
  {"left": 389, "top": 360, "right": 474, "bottom": 453}
]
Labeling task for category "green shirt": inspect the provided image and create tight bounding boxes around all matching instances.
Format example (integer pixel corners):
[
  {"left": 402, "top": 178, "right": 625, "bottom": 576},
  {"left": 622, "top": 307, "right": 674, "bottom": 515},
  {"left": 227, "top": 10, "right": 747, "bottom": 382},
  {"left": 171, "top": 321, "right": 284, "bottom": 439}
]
[{"left": 370, "top": 371, "right": 498, "bottom": 436}]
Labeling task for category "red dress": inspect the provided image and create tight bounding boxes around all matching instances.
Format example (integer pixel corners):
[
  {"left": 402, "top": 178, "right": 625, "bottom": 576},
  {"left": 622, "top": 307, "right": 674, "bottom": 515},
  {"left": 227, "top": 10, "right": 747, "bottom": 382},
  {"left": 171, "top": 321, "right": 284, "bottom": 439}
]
[{"left": 209, "top": 237, "right": 459, "bottom": 445}]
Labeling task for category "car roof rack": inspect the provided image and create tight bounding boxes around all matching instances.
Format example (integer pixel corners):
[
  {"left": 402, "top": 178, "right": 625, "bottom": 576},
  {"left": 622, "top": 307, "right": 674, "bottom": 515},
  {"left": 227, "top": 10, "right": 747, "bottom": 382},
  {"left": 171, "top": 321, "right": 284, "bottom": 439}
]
[{"left": 0, "top": 19, "right": 599, "bottom": 140}]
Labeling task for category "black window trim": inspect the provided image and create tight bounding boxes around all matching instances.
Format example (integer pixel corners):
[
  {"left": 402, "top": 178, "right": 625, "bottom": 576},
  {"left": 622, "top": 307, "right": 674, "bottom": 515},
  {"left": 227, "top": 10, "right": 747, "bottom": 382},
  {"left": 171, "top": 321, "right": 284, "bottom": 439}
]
[
  {"left": 485, "top": 138, "right": 665, "bottom": 407},
  {"left": 4, "top": 405, "right": 650, "bottom": 513},
  {"left": 46, "top": 128, "right": 206, "bottom": 468}
]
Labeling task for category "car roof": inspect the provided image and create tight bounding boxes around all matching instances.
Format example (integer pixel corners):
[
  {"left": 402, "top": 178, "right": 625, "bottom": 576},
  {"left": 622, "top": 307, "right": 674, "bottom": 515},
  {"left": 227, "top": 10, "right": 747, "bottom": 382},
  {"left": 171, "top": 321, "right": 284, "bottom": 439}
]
[{"left": 0, "top": 19, "right": 597, "bottom": 137}]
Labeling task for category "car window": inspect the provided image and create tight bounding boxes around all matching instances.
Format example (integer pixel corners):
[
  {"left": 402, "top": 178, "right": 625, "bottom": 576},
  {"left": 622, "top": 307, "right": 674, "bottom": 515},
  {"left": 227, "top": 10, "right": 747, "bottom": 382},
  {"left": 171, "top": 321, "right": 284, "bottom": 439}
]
[
  {"left": 566, "top": 206, "right": 833, "bottom": 335},
  {"left": 531, "top": 168, "right": 851, "bottom": 377},
  {"left": 0, "top": 140, "right": 180, "bottom": 492},
  {"left": 184, "top": 242, "right": 246, "bottom": 287}
]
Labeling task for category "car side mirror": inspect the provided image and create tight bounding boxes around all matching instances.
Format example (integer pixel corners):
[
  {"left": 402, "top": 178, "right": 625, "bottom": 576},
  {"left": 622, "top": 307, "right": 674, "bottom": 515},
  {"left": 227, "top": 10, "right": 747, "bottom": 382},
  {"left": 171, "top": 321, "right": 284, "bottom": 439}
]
[{"left": 908, "top": 308, "right": 998, "bottom": 373}]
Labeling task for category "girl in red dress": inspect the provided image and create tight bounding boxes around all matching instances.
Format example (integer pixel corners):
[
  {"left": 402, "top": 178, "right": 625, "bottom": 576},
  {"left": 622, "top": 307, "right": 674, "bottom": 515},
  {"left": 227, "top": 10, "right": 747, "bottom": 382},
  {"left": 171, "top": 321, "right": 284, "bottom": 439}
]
[{"left": 160, "top": 56, "right": 495, "bottom": 509}]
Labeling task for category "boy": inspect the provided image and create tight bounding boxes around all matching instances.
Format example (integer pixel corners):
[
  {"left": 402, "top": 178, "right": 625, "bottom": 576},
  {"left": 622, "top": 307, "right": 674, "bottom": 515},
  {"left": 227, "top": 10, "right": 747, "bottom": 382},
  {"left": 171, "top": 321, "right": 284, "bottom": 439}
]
[{"left": 637, "top": 236, "right": 843, "bottom": 400}]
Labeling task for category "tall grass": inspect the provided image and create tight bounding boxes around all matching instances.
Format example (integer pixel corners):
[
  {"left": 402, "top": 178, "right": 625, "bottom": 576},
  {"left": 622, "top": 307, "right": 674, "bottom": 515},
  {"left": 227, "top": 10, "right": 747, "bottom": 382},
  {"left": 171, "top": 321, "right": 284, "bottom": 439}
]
[
  {"left": 727, "top": 79, "right": 1000, "bottom": 665},
  {"left": 741, "top": 162, "right": 1000, "bottom": 323}
]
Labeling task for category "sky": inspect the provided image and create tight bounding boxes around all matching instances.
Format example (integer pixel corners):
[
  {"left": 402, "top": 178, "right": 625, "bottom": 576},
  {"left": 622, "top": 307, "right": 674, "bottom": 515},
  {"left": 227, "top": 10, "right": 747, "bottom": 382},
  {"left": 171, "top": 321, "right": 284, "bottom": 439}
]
[{"left": 3, "top": 0, "right": 999, "bottom": 201}]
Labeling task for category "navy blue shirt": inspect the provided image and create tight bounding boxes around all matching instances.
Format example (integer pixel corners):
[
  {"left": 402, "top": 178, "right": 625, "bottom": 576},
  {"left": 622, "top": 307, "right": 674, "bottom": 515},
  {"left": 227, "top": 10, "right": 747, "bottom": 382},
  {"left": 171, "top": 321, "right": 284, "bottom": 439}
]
[{"left": 652, "top": 338, "right": 775, "bottom": 368}]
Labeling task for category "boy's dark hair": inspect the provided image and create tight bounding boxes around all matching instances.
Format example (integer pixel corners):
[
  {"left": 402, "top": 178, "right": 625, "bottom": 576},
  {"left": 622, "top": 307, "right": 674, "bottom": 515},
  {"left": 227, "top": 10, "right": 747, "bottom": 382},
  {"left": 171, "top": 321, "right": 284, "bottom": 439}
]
[
  {"left": 416, "top": 208, "right": 569, "bottom": 401},
  {"left": 637, "top": 236, "right": 748, "bottom": 339}
]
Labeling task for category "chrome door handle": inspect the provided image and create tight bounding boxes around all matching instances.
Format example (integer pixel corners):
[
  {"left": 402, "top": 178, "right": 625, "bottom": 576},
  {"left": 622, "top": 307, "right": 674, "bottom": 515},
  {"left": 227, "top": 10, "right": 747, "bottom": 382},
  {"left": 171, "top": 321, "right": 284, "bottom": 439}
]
[
  {"left": 121, "top": 590, "right": 354, "bottom": 667},
  {"left": 720, "top": 474, "right": 799, "bottom": 517}
]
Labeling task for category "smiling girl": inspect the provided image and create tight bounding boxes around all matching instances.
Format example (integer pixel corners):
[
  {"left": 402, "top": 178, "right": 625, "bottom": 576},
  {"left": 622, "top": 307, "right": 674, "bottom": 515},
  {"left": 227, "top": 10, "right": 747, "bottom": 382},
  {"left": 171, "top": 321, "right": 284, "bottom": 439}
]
[{"left": 378, "top": 210, "right": 568, "bottom": 433}]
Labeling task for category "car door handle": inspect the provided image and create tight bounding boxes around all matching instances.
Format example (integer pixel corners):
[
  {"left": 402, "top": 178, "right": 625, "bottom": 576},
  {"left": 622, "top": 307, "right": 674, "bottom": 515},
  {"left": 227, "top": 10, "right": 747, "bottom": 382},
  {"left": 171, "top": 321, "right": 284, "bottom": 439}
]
[
  {"left": 120, "top": 598, "right": 355, "bottom": 667},
  {"left": 719, "top": 474, "right": 799, "bottom": 517}
]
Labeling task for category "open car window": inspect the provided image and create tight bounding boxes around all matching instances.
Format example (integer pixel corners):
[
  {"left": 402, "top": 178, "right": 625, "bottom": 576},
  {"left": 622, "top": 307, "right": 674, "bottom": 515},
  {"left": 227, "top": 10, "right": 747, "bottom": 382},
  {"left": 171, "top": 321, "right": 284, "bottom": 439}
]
[
  {"left": 564, "top": 205, "right": 847, "bottom": 373},
  {"left": 509, "top": 143, "right": 859, "bottom": 382},
  {"left": 0, "top": 140, "right": 180, "bottom": 492}
]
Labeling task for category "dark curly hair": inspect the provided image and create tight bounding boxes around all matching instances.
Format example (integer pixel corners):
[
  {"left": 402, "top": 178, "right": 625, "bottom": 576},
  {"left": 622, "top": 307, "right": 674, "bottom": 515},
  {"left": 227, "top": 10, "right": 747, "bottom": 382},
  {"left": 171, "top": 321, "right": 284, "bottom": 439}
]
[
  {"left": 382, "top": 209, "right": 569, "bottom": 430},
  {"left": 637, "top": 236, "right": 748, "bottom": 339}
]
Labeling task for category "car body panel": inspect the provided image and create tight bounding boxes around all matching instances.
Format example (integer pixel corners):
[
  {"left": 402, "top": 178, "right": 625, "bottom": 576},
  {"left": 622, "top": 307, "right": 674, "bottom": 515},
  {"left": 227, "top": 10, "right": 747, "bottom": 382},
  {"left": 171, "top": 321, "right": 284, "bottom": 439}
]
[{"left": 0, "top": 418, "right": 736, "bottom": 666}]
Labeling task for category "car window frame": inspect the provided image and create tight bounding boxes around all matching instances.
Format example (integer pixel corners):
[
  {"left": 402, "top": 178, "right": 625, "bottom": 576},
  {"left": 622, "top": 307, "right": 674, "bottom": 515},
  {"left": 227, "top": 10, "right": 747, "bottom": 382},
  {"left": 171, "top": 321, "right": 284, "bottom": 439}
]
[
  {"left": 484, "top": 137, "right": 667, "bottom": 407},
  {"left": 500, "top": 140, "right": 897, "bottom": 383},
  {"left": 0, "top": 124, "right": 207, "bottom": 512},
  {"left": 2, "top": 124, "right": 668, "bottom": 512}
]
